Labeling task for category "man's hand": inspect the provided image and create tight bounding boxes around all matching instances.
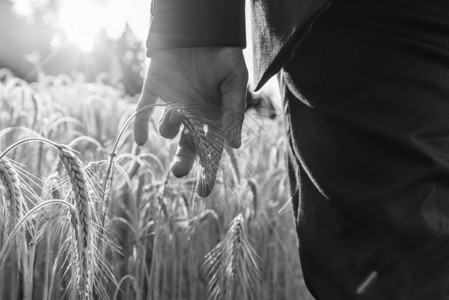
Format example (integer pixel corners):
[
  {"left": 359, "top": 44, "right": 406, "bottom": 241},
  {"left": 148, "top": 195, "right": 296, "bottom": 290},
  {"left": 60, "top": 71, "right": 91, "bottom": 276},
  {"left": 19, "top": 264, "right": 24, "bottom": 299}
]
[{"left": 133, "top": 47, "right": 248, "bottom": 196}]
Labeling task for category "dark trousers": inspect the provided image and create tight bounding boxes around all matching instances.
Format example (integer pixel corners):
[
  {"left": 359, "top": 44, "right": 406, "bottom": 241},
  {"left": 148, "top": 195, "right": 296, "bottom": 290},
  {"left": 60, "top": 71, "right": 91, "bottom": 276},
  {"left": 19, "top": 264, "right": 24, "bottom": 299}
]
[{"left": 281, "top": 0, "right": 449, "bottom": 299}]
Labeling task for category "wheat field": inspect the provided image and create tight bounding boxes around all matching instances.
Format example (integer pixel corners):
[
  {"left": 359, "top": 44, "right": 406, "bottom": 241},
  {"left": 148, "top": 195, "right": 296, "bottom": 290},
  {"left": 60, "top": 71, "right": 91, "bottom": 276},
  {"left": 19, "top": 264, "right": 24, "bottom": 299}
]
[{"left": 0, "top": 69, "right": 313, "bottom": 300}]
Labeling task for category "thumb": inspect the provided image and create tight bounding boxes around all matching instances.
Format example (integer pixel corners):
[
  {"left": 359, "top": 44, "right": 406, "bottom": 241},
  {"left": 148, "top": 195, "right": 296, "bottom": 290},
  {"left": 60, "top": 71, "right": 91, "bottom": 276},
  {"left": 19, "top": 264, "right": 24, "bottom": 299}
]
[
  {"left": 220, "top": 72, "right": 248, "bottom": 149},
  {"left": 133, "top": 77, "right": 158, "bottom": 146}
]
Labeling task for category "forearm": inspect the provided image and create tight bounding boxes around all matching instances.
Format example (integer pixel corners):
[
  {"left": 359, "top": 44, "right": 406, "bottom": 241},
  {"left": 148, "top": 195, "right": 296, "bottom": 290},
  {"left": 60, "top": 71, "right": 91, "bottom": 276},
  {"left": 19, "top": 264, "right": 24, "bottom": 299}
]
[{"left": 146, "top": 0, "right": 246, "bottom": 56}]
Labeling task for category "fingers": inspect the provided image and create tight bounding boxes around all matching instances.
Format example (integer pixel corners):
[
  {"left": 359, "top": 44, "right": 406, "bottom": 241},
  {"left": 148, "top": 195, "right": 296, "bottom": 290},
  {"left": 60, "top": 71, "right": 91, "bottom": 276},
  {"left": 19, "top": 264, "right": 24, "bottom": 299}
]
[
  {"left": 170, "top": 126, "right": 224, "bottom": 198},
  {"left": 159, "top": 107, "right": 184, "bottom": 139},
  {"left": 133, "top": 76, "right": 158, "bottom": 146},
  {"left": 220, "top": 71, "right": 248, "bottom": 149},
  {"left": 171, "top": 130, "right": 196, "bottom": 178}
]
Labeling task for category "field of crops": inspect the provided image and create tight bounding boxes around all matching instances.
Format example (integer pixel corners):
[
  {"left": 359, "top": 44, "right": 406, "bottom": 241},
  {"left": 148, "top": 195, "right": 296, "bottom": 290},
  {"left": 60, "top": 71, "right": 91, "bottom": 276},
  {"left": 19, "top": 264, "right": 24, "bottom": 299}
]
[{"left": 0, "top": 69, "right": 313, "bottom": 300}]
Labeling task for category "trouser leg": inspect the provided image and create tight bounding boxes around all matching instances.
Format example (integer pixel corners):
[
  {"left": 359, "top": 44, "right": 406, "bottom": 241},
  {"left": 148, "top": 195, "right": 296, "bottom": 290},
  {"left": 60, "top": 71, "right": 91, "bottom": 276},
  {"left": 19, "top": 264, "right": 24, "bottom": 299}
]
[
  {"left": 278, "top": 1, "right": 449, "bottom": 297},
  {"left": 282, "top": 80, "right": 366, "bottom": 300},
  {"left": 281, "top": 70, "right": 449, "bottom": 299}
]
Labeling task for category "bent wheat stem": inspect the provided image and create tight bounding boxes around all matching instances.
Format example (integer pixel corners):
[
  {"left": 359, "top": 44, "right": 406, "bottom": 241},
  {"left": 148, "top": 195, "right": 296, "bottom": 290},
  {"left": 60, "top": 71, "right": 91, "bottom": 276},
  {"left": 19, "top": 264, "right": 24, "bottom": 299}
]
[
  {"left": 0, "top": 200, "right": 76, "bottom": 267},
  {"left": 101, "top": 103, "right": 164, "bottom": 229}
]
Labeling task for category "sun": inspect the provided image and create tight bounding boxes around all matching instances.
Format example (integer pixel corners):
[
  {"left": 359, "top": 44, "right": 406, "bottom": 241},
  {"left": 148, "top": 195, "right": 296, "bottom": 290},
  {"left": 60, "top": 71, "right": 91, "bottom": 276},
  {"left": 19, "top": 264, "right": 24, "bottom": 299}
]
[{"left": 58, "top": 0, "right": 127, "bottom": 52}]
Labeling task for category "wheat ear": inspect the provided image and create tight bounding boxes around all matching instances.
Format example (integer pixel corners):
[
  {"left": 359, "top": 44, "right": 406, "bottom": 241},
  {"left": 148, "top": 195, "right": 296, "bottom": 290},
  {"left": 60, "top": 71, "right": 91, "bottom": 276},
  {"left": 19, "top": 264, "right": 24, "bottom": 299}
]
[
  {"left": 179, "top": 106, "right": 224, "bottom": 198},
  {"left": 0, "top": 158, "right": 23, "bottom": 236},
  {"left": 58, "top": 146, "right": 93, "bottom": 300},
  {"left": 203, "top": 214, "right": 259, "bottom": 300},
  {"left": 0, "top": 158, "right": 30, "bottom": 300}
]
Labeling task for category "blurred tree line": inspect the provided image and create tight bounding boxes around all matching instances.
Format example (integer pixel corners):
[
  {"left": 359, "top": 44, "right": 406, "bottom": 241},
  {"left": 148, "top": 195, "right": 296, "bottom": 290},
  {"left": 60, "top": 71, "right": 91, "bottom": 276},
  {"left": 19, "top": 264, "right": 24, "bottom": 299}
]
[{"left": 0, "top": 0, "right": 145, "bottom": 95}]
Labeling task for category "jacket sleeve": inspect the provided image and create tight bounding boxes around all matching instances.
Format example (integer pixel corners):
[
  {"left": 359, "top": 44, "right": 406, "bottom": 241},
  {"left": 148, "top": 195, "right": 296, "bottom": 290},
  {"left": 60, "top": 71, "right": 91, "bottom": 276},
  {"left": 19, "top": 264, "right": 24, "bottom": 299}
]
[{"left": 146, "top": 0, "right": 246, "bottom": 57}]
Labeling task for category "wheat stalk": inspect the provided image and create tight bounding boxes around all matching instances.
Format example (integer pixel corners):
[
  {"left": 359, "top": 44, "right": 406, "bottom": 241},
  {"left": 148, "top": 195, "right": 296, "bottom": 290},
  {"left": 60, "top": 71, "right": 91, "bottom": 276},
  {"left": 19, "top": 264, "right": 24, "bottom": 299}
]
[{"left": 99, "top": 102, "right": 164, "bottom": 230}]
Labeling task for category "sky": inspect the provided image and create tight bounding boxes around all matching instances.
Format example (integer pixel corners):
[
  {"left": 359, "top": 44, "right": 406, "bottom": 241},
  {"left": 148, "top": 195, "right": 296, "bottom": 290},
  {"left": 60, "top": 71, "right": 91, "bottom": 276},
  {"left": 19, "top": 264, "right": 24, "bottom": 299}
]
[{"left": 12, "top": 0, "right": 151, "bottom": 50}]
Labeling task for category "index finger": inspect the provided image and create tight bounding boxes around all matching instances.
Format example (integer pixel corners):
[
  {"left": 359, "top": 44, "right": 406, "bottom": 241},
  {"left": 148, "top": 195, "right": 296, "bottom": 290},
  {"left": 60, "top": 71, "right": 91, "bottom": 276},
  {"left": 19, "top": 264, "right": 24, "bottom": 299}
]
[{"left": 133, "top": 77, "right": 159, "bottom": 146}]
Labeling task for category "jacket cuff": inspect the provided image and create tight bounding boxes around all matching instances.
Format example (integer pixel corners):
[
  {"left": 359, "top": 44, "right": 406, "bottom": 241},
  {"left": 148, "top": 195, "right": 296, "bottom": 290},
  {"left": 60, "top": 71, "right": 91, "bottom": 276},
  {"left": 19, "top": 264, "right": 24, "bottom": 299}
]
[{"left": 146, "top": 0, "right": 246, "bottom": 56}]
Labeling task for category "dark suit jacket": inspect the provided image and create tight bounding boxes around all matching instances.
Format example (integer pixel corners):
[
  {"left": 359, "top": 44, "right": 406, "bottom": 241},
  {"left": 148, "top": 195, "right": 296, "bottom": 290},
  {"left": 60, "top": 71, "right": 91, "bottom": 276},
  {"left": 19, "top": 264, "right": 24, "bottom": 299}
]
[{"left": 146, "top": 0, "right": 332, "bottom": 89}]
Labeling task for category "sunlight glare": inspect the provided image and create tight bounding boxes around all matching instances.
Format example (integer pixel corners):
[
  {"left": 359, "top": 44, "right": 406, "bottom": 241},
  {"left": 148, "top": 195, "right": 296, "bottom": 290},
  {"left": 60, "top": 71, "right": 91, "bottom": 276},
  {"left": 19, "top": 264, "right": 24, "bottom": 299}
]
[{"left": 58, "top": 0, "right": 127, "bottom": 52}]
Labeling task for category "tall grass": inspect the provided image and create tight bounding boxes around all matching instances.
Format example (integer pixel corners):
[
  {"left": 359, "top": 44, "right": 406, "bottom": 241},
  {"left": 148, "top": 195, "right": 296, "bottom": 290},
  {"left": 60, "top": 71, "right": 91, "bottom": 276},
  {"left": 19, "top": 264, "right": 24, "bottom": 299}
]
[{"left": 0, "top": 70, "right": 313, "bottom": 299}]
